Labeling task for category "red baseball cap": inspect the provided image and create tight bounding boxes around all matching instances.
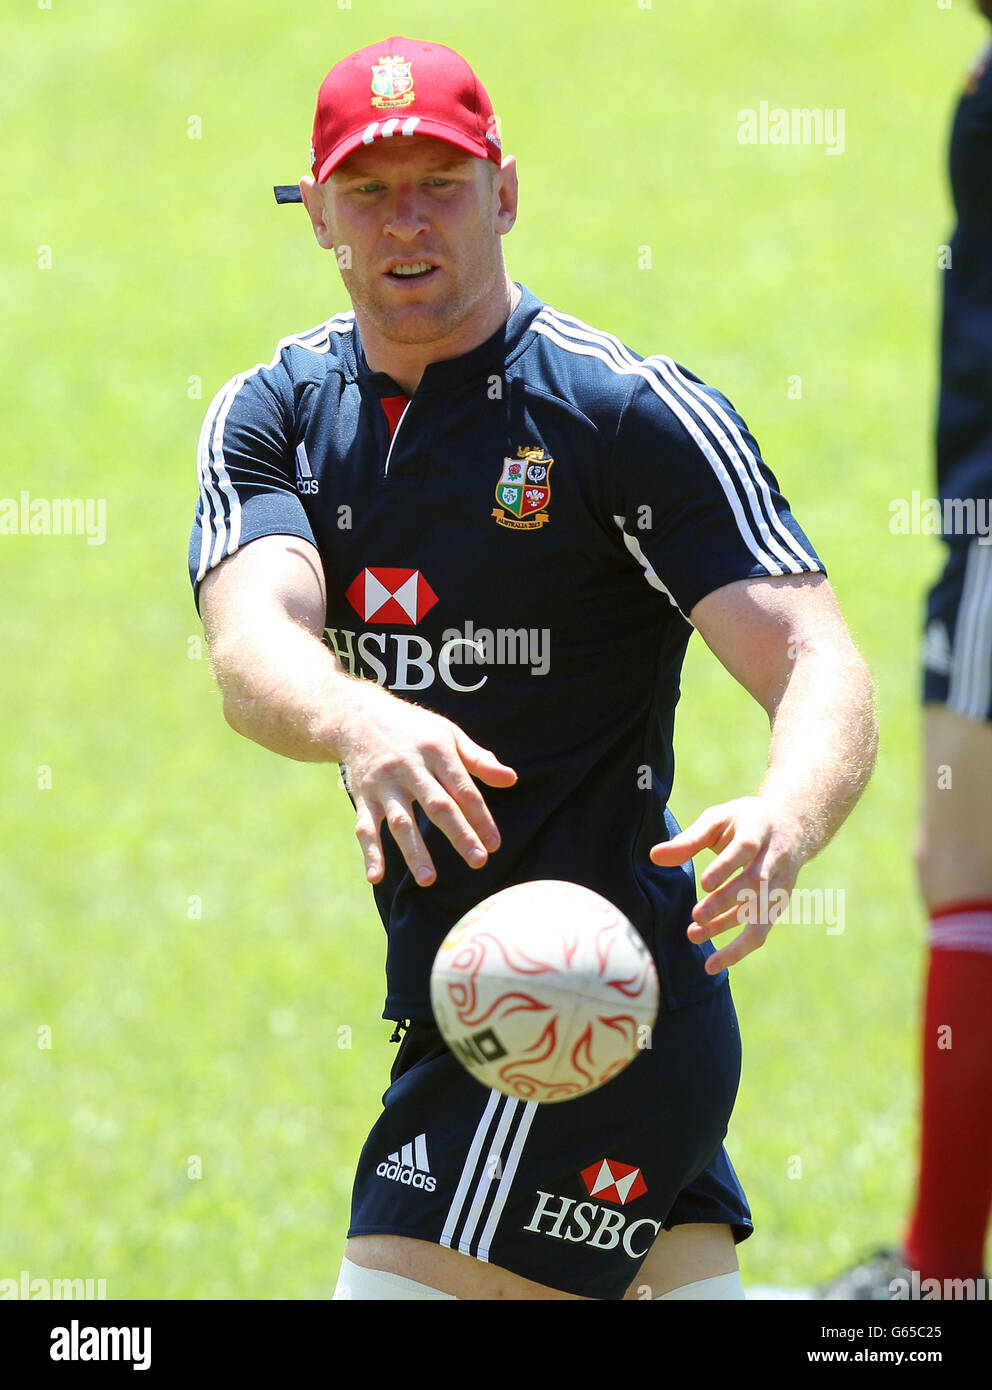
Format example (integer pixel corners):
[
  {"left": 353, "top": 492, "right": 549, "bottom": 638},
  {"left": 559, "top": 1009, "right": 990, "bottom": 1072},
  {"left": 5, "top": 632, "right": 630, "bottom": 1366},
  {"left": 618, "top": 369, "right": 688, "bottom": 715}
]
[{"left": 310, "top": 37, "right": 502, "bottom": 183}]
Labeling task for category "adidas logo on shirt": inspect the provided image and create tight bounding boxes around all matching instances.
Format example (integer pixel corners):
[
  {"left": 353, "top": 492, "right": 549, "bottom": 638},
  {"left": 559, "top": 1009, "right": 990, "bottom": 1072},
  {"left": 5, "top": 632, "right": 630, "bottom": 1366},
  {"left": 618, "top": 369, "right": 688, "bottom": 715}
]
[
  {"left": 375, "top": 1134, "right": 436, "bottom": 1192},
  {"left": 295, "top": 441, "right": 318, "bottom": 495}
]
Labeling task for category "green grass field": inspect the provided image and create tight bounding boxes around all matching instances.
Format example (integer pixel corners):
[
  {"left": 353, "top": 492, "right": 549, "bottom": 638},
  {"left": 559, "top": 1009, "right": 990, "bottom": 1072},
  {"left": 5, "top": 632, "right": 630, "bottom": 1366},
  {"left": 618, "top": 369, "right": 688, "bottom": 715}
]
[{"left": 2, "top": 0, "right": 987, "bottom": 1298}]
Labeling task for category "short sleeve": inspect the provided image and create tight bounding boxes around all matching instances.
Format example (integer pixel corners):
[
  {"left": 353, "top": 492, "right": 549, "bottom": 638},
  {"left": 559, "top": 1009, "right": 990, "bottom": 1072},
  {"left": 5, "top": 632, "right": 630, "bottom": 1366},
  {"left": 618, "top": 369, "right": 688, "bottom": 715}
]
[
  {"left": 611, "top": 359, "right": 824, "bottom": 618},
  {"left": 188, "top": 358, "right": 316, "bottom": 607}
]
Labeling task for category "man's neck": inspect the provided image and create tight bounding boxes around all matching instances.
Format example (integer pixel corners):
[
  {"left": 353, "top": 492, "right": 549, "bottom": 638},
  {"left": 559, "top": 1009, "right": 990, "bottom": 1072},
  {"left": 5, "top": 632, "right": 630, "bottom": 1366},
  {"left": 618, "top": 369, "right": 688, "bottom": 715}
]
[{"left": 359, "top": 278, "right": 521, "bottom": 396}]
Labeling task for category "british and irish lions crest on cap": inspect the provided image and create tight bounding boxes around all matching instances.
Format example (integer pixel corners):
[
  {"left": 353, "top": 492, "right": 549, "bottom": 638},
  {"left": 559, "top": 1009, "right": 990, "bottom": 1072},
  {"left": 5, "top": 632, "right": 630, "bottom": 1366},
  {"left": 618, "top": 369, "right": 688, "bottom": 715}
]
[
  {"left": 371, "top": 54, "right": 416, "bottom": 109},
  {"left": 493, "top": 447, "right": 553, "bottom": 531}
]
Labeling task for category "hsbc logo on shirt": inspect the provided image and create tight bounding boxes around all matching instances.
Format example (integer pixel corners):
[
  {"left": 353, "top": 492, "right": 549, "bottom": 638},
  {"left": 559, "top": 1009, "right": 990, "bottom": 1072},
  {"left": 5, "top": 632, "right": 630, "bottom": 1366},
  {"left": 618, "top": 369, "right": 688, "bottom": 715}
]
[
  {"left": 330, "top": 565, "right": 480, "bottom": 693},
  {"left": 345, "top": 568, "right": 438, "bottom": 625},
  {"left": 329, "top": 566, "right": 552, "bottom": 694},
  {"left": 522, "top": 1160, "right": 661, "bottom": 1259}
]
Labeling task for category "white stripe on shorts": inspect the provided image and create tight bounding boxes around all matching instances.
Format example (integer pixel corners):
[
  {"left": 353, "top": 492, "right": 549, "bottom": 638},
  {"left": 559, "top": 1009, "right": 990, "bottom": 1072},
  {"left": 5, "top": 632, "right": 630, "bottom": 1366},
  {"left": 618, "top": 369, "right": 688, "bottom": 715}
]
[
  {"left": 947, "top": 538, "right": 992, "bottom": 720},
  {"left": 440, "top": 1092, "right": 538, "bottom": 1262}
]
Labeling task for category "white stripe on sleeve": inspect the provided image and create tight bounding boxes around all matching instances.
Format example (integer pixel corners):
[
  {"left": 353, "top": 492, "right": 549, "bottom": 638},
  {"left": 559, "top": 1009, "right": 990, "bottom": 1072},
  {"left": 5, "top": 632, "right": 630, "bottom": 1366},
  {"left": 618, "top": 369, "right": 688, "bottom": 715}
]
[{"left": 194, "top": 318, "right": 351, "bottom": 583}]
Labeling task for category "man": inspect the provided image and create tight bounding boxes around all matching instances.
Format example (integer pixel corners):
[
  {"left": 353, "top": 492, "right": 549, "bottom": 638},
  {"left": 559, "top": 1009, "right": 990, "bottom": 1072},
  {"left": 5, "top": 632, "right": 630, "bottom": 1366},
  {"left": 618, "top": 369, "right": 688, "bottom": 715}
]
[
  {"left": 190, "top": 37, "right": 877, "bottom": 1300},
  {"left": 818, "top": 5, "right": 992, "bottom": 1302}
]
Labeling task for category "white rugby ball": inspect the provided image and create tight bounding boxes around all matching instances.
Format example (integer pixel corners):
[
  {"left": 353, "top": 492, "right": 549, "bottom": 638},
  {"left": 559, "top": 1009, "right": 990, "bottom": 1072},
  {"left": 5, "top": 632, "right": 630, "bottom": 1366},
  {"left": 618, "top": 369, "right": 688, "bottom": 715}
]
[{"left": 429, "top": 880, "right": 659, "bottom": 1104}]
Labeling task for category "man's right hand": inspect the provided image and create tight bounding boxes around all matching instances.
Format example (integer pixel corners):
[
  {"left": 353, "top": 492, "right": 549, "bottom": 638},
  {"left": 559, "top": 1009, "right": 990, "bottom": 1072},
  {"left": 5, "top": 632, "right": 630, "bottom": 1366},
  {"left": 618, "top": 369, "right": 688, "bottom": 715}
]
[{"left": 337, "top": 685, "right": 517, "bottom": 886}]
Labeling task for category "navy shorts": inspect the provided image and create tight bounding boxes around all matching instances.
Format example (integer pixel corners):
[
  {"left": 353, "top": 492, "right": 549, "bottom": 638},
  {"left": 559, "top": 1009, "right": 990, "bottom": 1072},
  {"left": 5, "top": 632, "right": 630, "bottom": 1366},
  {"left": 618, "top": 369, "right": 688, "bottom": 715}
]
[
  {"left": 923, "top": 536, "right": 992, "bottom": 723},
  {"left": 347, "top": 981, "right": 752, "bottom": 1300}
]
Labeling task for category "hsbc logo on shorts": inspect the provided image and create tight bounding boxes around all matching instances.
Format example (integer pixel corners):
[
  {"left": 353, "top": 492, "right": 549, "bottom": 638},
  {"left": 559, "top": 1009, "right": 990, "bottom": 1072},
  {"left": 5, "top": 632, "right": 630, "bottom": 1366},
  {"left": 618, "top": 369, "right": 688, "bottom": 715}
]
[
  {"left": 580, "top": 1158, "right": 648, "bottom": 1205},
  {"left": 522, "top": 1160, "right": 660, "bottom": 1259}
]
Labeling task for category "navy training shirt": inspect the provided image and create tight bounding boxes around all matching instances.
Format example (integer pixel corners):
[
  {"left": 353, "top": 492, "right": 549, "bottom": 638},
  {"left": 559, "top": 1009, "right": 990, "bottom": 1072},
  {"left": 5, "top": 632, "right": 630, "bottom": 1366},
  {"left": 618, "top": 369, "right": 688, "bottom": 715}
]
[
  {"left": 190, "top": 284, "right": 824, "bottom": 1021},
  {"left": 937, "top": 38, "right": 992, "bottom": 505}
]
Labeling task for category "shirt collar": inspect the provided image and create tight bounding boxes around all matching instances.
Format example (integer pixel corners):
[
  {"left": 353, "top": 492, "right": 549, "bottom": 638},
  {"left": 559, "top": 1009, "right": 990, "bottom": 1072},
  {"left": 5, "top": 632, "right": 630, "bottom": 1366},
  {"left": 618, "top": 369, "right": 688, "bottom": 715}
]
[{"left": 351, "top": 283, "right": 542, "bottom": 394}]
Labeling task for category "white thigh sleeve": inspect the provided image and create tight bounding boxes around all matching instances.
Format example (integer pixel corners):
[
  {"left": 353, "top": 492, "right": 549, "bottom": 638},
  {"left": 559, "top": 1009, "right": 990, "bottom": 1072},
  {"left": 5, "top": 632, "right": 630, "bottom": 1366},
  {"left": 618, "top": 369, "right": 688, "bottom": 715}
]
[
  {"left": 332, "top": 1256, "right": 458, "bottom": 1301},
  {"left": 656, "top": 1271, "right": 745, "bottom": 1300}
]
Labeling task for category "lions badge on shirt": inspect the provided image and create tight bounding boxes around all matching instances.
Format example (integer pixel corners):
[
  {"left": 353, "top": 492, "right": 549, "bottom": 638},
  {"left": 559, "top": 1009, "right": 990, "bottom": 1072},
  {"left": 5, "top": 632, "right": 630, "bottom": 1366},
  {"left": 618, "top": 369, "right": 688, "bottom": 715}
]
[{"left": 492, "top": 446, "right": 553, "bottom": 531}]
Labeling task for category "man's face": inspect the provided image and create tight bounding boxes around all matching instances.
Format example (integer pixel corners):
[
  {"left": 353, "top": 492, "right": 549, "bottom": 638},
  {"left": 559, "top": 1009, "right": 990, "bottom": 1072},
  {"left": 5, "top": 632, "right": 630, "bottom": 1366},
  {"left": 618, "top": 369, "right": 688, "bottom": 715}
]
[{"left": 304, "top": 135, "right": 517, "bottom": 347}]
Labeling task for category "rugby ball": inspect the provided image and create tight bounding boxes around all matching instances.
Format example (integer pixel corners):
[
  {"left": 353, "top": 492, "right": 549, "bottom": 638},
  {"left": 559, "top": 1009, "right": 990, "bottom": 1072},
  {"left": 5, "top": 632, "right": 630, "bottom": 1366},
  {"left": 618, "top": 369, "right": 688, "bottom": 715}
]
[{"left": 429, "top": 880, "right": 659, "bottom": 1104}]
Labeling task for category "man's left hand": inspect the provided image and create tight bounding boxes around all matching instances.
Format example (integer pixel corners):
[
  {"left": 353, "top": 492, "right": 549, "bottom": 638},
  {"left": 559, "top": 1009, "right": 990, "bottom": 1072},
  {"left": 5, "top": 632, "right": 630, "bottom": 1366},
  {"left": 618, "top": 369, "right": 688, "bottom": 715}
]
[{"left": 649, "top": 796, "right": 802, "bottom": 973}]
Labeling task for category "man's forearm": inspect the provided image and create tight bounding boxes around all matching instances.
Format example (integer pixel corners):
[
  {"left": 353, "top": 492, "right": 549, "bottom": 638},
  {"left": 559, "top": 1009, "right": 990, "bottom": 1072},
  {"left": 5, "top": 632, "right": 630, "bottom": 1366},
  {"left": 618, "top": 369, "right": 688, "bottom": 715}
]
[
  {"left": 758, "top": 640, "right": 878, "bottom": 864},
  {"left": 205, "top": 602, "right": 516, "bottom": 884},
  {"left": 208, "top": 615, "right": 382, "bottom": 764}
]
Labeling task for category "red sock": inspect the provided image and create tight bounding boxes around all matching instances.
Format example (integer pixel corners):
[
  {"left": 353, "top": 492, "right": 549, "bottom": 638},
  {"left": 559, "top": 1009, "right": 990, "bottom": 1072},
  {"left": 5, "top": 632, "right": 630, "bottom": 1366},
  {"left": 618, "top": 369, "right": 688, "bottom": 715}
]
[{"left": 903, "top": 900, "right": 992, "bottom": 1283}]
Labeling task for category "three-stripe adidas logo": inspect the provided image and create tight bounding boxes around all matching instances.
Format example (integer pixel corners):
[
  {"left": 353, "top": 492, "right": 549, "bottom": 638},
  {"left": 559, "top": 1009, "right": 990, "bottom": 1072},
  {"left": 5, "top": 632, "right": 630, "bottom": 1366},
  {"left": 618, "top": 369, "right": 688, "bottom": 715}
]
[
  {"left": 376, "top": 1133, "right": 436, "bottom": 1193},
  {"left": 295, "top": 441, "right": 318, "bottom": 495},
  {"left": 392, "top": 1135, "right": 429, "bottom": 1171}
]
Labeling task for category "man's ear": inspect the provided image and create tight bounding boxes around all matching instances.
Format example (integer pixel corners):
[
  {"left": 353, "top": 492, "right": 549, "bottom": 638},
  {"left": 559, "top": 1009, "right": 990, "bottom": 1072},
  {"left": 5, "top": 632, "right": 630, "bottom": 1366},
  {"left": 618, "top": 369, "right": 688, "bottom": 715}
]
[
  {"left": 494, "top": 155, "right": 518, "bottom": 237},
  {"left": 300, "top": 176, "right": 336, "bottom": 250}
]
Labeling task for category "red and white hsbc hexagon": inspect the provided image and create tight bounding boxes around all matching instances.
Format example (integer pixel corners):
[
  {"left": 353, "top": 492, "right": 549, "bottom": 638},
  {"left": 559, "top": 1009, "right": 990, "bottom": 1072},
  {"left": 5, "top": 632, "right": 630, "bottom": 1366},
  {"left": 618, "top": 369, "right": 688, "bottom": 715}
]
[
  {"left": 580, "top": 1158, "right": 648, "bottom": 1206},
  {"left": 345, "top": 567, "right": 438, "bottom": 625},
  {"left": 329, "top": 567, "right": 488, "bottom": 694},
  {"left": 522, "top": 1159, "right": 661, "bottom": 1259}
]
